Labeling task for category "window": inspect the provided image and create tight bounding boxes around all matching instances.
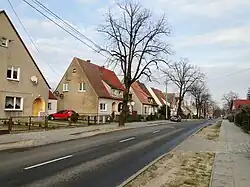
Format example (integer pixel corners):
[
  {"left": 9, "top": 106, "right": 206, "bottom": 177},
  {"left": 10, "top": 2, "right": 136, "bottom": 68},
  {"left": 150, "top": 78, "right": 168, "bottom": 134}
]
[
  {"left": 79, "top": 82, "right": 86, "bottom": 92},
  {"left": 129, "top": 94, "right": 132, "bottom": 101},
  {"left": 7, "top": 67, "right": 20, "bottom": 81},
  {"left": 63, "top": 83, "right": 69, "bottom": 92},
  {"left": 145, "top": 106, "right": 147, "bottom": 114},
  {"left": 0, "top": 37, "right": 8, "bottom": 47},
  {"left": 5, "top": 96, "right": 23, "bottom": 111},
  {"left": 48, "top": 103, "right": 52, "bottom": 110},
  {"left": 100, "top": 103, "right": 107, "bottom": 111}
]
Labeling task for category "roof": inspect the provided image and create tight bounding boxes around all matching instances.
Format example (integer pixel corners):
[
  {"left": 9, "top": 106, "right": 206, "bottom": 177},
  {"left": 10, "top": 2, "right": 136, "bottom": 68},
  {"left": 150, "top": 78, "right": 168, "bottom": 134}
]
[
  {"left": 75, "top": 57, "right": 124, "bottom": 100},
  {"left": 0, "top": 10, "right": 50, "bottom": 89},
  {"left": 132, "top": 81, "right": 158, "bottom": 106},
  {"left": 231, "top": 99, "right": 250, "bottom": 110},
  {"left": 151, "top": 88, "right": 165, "bottom": 105},
  {"left": 49, "top": 90, "right": 57, "bottom": 100}
]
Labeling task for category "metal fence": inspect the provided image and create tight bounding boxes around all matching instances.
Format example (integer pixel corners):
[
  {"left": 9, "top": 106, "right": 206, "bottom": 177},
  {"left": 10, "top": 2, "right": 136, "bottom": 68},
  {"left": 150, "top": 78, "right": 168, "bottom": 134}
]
[{"left": 0, "top": 116, "right": 48, "bottom": 134}]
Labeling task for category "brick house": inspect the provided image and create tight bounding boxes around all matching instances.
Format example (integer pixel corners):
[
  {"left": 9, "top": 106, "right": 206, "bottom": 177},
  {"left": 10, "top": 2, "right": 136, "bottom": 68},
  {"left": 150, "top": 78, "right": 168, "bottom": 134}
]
[
  {"left": 0, "top": 10, "right": 50, "bottom": 118},
  {"left": 54, "top": 57, "right": 124, "bottom": 115},
  {"left": 130, "top": 81, "right": 158, "bottom": 115}
]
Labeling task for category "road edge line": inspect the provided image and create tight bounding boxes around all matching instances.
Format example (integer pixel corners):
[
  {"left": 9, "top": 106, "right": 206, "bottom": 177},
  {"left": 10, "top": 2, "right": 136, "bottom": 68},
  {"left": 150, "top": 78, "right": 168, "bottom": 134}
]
[{"left": 117, "top": 122, "right": 210, "bottom": 187}]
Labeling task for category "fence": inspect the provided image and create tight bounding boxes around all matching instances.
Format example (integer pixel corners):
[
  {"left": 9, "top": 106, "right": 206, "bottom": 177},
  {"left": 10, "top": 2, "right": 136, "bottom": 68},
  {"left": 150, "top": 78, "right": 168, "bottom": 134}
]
[
  {"left": 0, "top": 116, "right": 48, "bottom": 134},
  {"left": 0, "top": 114, "right": 112, "bottom": 134},
  {"left": 74, "top": 114, "right": 111, "bottom": 125}
]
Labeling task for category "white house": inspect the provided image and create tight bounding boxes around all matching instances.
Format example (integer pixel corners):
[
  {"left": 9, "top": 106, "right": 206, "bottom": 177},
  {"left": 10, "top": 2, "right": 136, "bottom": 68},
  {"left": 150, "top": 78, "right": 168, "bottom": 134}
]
[{"left": 48, "top": 90, "right": 57, "bottom": 114}]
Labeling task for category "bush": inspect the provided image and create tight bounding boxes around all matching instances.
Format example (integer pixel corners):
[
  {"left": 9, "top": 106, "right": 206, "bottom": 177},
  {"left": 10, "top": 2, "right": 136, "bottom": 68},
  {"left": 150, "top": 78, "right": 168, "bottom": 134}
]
[
  {"left": 228, "top": 114, "right": 234, "bottom": 122},
  {"left": 234, "top": 112, "right": 242, "bottom": 126},
  {"left": 71, "top": 112, "right": 79, "bottom": 122},
  {"left": 127, "top": 115, "right": 142, "bottom": 122}
]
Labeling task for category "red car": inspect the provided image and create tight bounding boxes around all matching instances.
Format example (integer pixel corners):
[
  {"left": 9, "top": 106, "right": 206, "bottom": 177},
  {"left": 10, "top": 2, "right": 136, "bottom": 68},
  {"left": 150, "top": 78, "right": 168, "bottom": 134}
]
[{"left": 49, "top": 110, "right": 77, "bottom": 121}]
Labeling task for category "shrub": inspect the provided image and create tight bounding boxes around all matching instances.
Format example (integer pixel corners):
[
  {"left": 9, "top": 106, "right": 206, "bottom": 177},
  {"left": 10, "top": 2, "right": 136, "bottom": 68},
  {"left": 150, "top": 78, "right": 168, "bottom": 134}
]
[
  {"left": 71, "top": 112, "right": 79, "bottom": 122},
  {"left": 127, "top": 115, "right": 142, "bottom": 122},
  {"left": 234, "top": 112, "right": 242, "bottom": 126},
  {"left": 228, "top": 114, "right": 234, "bottom": 122}
]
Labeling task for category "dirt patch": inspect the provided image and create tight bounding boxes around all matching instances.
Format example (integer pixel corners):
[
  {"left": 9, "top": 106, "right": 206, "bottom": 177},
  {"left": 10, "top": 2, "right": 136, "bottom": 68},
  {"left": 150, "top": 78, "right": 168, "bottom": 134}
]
[
  {"left": 124, "top": 121, "right": 222, "bottom": 187},
  {"left": 197, "top": 121, "right": 222, "bottom": 141},
  {"left": 126, "top": 151, "right": 215, "bottom": 187}
]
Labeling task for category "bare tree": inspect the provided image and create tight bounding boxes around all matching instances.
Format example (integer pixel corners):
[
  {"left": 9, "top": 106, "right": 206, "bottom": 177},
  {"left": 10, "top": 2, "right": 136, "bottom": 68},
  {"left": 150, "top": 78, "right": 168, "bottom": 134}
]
[
  {"left": 163, "top": 58, "right": 204, "bottom": 116},
  {"left": 189, "top": 81, "right": 208, "bottom": 118},
  {"left": 99, "top": 1, "right": 171, "bottom": 126},
  {"left": 222, "top": 91, "right": 239, "bottom": 110}
]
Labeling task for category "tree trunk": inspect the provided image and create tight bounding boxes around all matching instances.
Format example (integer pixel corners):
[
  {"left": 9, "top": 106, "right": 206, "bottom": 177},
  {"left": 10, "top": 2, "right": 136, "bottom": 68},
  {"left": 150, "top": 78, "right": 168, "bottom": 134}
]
[
  {"left": 177, "top": 92, "right": 182, "bottom": 116},
  {"left": 119, "top": 86, "right": 130, "bottom": 127}
]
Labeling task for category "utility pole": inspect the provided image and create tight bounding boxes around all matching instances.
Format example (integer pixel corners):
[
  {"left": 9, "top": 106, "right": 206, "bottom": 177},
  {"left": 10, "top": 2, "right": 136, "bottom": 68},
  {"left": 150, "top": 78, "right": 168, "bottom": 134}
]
[{"left": 165, "top": 78, "right": 168, "bottom": 120}]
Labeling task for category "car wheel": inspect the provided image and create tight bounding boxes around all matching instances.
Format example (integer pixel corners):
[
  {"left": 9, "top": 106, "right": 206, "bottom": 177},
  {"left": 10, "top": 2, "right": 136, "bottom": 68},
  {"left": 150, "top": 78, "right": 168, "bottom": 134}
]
[
  {"left": 50, "top": 116, "right": 54, "bottom": 120},
  {"left": 67, "top": 117, "right": 71, "bottom": 121}
]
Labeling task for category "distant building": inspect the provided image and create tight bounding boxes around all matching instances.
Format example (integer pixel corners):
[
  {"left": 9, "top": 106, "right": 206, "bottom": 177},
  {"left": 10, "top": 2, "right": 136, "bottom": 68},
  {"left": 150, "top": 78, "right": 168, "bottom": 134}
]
[
  {"left": 230, "top": 99, "right": 250, "bottom": 111},
  {"left": 130, "top": 81, "right": 158, "bottom": 115},
  {"left": 48, "top": 90, "right": 57, "bottom": 115},
  {"left": 247, "top": 88, "right": 250, "bottom": 100}
]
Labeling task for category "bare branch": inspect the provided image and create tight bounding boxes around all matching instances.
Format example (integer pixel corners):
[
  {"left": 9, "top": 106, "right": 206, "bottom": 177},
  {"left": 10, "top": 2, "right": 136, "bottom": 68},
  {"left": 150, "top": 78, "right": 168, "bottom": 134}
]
[
  {"left": 98, "top": 1, "right": 171, "bottom": 126},
  {"left": 163, "top": 58, "right": 205, "bottom": 115}
]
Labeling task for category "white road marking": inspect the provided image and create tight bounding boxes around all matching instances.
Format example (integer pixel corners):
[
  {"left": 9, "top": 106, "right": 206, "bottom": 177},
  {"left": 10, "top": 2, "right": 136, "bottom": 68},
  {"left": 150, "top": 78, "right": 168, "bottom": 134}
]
[
  {"left": 24, "top": 155, "right": 73, "bottom": 170},
  {"left": 119, "top": 137, "right": 135, "bottom": 143},
  {"left": 152, "top": 130, "right": 161, "bottom": 134}
]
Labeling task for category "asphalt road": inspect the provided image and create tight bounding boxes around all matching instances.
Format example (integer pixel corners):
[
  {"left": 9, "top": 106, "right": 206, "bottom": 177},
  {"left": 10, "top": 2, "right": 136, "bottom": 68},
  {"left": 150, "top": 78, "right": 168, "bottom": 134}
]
[{"left": 0, "top": 120, "right": 211, "bottom": 187}]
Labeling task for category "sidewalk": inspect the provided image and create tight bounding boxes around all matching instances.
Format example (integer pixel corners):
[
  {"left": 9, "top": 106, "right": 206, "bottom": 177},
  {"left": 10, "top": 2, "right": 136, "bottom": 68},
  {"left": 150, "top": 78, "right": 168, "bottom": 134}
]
[
  {"left": 0, "top": 120, "right": 170, "bottom": 151},
  {"left": 122, "top": 119, "right": 219, "bottom": 187},
  {"left": 210, "top": 120, "right": 250, "bottom": 187}
]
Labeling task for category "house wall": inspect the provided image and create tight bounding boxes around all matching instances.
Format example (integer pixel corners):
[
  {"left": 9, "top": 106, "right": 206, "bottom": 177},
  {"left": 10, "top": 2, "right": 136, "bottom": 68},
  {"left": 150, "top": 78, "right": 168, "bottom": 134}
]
[
  {"left": 55, "top": 58, "right": 99, "bottom": 114},
  {"left": 48, "top": 99, "right": 57, "bottom": 115},
  {"left": 0, "top": 13, "right": 49, "bottom": 118},
  {"left": 142, "top": 104, "right": 157, "bottom": 115},
  {"left": 130, "top": 88, "right": 143, "bottom": 115},
  {"left": 98, "top": 98, "right": 122, "bottom": 115}
]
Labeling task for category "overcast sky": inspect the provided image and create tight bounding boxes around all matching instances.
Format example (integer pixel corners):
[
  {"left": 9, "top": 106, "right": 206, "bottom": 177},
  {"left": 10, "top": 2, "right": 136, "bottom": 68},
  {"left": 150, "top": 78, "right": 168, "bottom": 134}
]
[{"left": 1, "top": 0, "right": 250, "bottom": 106}]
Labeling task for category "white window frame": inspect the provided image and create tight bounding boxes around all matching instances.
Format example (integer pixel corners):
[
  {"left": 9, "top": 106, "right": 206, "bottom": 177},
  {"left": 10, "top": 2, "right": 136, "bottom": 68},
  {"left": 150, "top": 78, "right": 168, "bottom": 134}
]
[
  {"left": 48, "top": 102, "right": 52, "bottom": 110},
  {"left": 100, "top": 103, "right": 107, "bottom": 112},
  {"left": 4, "top": 96, "right": 23, "bottom": 111},
  {"left": 63, "top": 83, "right": 69, "bottom": 92},
  {"left": 79, "top": 82, "right": 86, "bottom": 92},
  {"left": 7, "top": 67, "right": 20, "bottom": 81}
]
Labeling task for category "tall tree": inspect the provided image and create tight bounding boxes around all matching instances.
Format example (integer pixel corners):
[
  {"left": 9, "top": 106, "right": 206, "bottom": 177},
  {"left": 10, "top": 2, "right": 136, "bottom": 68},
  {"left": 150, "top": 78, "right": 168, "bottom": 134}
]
[
  {"left": 99, "top": 1, "right": 171, "bottom": 126},
  {"left": 189, "top": 81, "right": 208, "bottom": 118},
  {"left": 222, "top": 91, "right": 239, "bottom": 110},
  {"left": 163, "top": 58, "right": 204, "bottom": 116}
]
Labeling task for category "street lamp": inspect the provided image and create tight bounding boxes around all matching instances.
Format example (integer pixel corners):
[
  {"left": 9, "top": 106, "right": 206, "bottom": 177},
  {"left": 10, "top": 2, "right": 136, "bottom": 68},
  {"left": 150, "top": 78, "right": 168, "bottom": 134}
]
[{"left": 165, "top": 78, "right": 168, "bottom": 120}]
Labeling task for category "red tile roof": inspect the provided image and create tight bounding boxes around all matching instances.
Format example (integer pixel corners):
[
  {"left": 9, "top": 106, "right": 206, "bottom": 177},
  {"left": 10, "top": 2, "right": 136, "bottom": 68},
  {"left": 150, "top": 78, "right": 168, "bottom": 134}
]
[
  {"left": 231, "top": 99, "right": 250, "bottom": 110},
  {"left": 49, "top": 90, "right": 57, "bottom": 100},
  {"left": 76, "top": 58, "right": 124, "bottom": 100},
  {"left": 132, "top": 81, "right": 157, "bottom": 105},
  {"left": 151, "top": 88, "right": 165, "bottom": 105}
]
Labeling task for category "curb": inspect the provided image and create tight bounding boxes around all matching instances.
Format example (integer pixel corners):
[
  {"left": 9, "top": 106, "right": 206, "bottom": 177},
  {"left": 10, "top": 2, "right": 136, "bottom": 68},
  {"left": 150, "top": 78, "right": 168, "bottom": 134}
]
[{"left": 117, "top": 123, "right": 210, "bottom": 187}]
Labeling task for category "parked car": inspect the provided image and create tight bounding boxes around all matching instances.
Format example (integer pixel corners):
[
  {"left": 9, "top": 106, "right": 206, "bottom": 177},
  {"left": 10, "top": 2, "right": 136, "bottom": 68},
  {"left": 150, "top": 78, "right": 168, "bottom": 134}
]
[
  {"left": 170, "top": 115, "right": 182, "bottom": 122},
  {"left": 48, "top": 110, "right": 78, "bottom": 121}
]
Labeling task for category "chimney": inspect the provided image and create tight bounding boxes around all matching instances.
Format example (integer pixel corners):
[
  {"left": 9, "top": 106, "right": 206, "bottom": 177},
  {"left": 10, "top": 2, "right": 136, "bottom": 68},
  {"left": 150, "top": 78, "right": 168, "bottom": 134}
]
[{"left": 86, "top": 60, "right": 91, "bottom": 63}]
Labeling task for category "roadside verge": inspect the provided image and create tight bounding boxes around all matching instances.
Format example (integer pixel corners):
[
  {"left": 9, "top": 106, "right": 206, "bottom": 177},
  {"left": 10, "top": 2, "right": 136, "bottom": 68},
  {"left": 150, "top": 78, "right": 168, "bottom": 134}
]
[{"left": 118, "top": 120, "right": 222, "bottom": 187}]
